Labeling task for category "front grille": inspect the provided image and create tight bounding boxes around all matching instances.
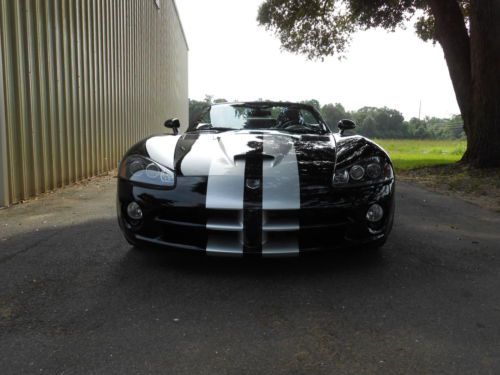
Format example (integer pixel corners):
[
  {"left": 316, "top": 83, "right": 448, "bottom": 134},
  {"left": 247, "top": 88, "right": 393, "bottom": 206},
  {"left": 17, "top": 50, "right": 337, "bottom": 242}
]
[
  {"left": 263, "top": 210, "right": 299, "bottom": 231},
  {"left": 156, "top": 207, "right": 206, "bottom": 226},
  {"left": 206, "top": 210, "right": 243, "bottom": 231},
  {"left": 299, "top": 208, "right": 352, "bottom": 251},
  {"left": 140, "top": 207, "right": 351, "bottom": 253},
  {"left": 146, "top": 207, "right": 207, "bottom": 249},
  {"left": 205, "top": 210, "right": 244, "bottom": 255}
]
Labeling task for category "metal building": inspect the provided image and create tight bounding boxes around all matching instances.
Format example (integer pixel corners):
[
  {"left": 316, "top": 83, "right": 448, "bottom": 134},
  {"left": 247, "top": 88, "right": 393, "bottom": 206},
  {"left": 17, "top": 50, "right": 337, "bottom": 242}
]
[{"left": 0, "top": 0, "right": 189, "bottom": 207}]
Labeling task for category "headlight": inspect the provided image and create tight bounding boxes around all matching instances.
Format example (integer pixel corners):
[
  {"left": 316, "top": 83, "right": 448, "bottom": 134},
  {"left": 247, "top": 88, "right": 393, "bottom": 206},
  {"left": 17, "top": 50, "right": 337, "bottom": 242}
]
[
  {"left": 119, "top": 155, "right": 176, "bottom": 188},
  {"left": 349, "top": 165, "right": 365, "bottom": 181},
  {"left": 332, "top": 158, "right": 393, "bottom": 187},
  {"left": 333, "top": 169, "right": 349, "bottom": 185},
  {"left": 366, "top": 163, "right": 382, "bottom": 179}
]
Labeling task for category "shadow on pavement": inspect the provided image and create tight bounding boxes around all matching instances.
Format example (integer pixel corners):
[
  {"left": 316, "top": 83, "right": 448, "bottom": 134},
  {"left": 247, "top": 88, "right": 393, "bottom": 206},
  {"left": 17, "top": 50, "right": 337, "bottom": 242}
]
[
  {"left": 2, "top": 214, "right": 499, "bottom": 374},
  {"left": 120, "top": 244, "right": 385, "bottom": 278}
]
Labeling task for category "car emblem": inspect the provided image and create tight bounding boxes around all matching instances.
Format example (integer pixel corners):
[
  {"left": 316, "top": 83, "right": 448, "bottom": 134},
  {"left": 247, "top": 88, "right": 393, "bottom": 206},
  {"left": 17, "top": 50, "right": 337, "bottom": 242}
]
[{"left": 246, "top": 178, "right": 261, "bottom": 190}]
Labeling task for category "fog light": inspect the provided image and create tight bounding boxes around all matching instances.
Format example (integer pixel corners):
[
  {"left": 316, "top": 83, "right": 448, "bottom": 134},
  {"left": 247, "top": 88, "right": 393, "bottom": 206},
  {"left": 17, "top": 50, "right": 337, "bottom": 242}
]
[
  {"left": 127, "top": 202, "right": 143, "bottom": 220},
  {"left": 366, "top": 204, "right": 383, "bottom": 222}
]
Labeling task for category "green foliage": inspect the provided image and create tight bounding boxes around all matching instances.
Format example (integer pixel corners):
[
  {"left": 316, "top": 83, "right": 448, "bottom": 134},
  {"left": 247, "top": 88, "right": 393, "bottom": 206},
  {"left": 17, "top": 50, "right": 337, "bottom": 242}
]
[
  {"left": 257, "top": 0, "right": 469, "bottom": 59},
  {"left": 415, "top": 14, "right": 436, "bottom": 42},
  {"left": 318, "top": 102, "right": 464, "bottom": 139},
  {"left": 375, "top": 139, "right": 466, "bottom": 170},
  {"left": 257, "top": 0, "right": 354, "bottom": 59},
  {"left": 321, "top": 102, "right": 347, "bottom": 128},
  {"left": 300, "top": 99, "right": 321, "bottom": 110},
  {"left": 188, "top": 98, "right": 211, "bottom": 129},
  {"left": 351, "top": 106, "right": 407, "bottom": 138}
]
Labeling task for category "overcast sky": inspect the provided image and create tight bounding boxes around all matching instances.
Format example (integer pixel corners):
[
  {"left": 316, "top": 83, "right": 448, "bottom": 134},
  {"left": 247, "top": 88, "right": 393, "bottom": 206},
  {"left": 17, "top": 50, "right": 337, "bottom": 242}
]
[{"left": 175, "top": 0, "right": 460, "bottom": 120}]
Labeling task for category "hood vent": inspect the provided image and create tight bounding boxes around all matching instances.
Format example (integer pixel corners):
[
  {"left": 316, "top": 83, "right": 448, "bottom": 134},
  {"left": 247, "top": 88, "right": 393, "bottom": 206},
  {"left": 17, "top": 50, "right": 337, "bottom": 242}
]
[{"left": 234, "top": 154, "right": 275, "bottom": 162}]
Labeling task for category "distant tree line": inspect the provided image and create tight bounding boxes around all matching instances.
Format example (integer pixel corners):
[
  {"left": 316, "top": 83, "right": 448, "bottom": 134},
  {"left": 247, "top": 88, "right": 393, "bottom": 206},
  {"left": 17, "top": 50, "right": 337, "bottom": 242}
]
[
  {"left": 189, "top": 97, "right": 464, "bottom": 140},
  {"left": 300, "top": 100, "right": 464, "bottom": 140}
]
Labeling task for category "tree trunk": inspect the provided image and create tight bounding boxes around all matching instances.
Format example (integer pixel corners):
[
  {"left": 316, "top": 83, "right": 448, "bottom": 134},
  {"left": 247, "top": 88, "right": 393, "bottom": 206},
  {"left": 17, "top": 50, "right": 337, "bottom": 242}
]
[
  {"left": 428, "top": 0, "right": 472, "bottom": 151},
  {"left": 467, "top": 0, "right": 500, "bottom": 167},
  {"left": 429, "top": 0, "right": 500, "bottom": 167}
]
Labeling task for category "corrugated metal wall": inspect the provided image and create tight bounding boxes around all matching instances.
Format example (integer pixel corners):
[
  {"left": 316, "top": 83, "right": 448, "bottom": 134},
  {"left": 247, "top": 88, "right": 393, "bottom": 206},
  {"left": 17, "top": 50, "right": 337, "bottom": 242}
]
[{"left": 0, "top": 0, "right": 188, "bottom": 207}]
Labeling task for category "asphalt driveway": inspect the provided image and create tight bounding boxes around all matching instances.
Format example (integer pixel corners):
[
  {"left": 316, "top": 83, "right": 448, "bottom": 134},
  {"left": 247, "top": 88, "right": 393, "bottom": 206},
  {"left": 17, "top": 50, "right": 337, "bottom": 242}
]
[{"left": 1, "top": 176, "right": 499, "bottom": 374}]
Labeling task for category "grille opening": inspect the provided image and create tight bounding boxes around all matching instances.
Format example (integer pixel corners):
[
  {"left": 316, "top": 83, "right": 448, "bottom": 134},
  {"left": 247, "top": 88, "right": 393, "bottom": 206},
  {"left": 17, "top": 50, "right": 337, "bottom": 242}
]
[
  {"left": 207, "top": 210, "right": 243, "bottom": 231},
  {"left": 263, "top": 210, "right": 299, "bottom": 231}
]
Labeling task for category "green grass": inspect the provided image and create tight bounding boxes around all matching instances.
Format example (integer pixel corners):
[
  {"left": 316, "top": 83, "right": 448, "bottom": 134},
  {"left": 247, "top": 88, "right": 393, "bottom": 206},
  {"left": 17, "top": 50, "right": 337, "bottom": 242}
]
[{"left": 374, "top": 139, "right": 466, "bottom": 171}]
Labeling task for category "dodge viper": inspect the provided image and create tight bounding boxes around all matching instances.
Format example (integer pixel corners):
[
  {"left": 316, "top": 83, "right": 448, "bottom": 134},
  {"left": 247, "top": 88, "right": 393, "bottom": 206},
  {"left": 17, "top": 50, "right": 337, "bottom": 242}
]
[{"left": 117, "top": 102, "right": 395, "bottom": 256}]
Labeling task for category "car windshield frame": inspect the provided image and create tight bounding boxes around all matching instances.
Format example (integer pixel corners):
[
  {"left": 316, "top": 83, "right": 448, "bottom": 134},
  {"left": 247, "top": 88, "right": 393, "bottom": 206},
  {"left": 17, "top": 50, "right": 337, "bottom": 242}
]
[{"left": 190, "top": 103, "right": 330, "bottom": 134}]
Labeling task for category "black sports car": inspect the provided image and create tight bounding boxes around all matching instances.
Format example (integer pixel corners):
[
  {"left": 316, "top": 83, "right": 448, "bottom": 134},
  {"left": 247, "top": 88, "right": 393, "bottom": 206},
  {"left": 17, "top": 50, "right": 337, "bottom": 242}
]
[{"left": 117, "top": 102, "right": 395, "bottom": 257}]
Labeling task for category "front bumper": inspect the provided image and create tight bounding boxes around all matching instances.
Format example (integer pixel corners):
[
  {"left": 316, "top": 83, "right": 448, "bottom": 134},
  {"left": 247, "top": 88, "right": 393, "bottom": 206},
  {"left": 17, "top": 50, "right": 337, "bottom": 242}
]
[{"left": 117, "top": 177, "right": 395, "bottom": 257}]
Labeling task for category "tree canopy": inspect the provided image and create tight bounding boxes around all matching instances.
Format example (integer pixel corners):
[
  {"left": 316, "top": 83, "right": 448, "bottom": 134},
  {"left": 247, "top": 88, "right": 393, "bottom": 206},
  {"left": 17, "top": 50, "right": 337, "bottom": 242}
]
[
  {"left": 257, "top": 0, "right": 500, "bottom": 167},
  {"left": 257, "top": 0, "right": 469, "bottom": 59}
]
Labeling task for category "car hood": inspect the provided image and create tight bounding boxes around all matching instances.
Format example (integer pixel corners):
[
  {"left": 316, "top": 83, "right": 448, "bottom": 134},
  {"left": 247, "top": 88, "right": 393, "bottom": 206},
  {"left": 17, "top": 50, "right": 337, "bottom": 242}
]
[{"left": 145, "top": 130, "right": 337, "bottom": 180}]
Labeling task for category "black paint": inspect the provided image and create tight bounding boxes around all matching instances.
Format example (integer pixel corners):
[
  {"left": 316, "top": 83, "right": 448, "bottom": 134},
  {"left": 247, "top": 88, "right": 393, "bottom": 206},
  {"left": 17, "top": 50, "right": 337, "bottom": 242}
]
[{"left": 243, "top": 135, "right": 264, "bottom": 255}]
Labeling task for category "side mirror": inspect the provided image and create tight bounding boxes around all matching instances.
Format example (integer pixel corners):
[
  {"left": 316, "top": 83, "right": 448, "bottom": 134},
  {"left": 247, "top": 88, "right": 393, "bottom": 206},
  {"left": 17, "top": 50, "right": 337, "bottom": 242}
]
[
  {"left": 337, "top": 119, "right": 356, "bottom": 136},
  {"left": 164, "top": 118, "right": 181, "bottom": 135}
]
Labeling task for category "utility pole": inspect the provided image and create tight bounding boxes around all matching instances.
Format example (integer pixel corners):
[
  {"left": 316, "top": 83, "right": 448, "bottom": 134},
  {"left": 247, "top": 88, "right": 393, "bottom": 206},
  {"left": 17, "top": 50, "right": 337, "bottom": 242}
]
[{"left": 418, "top": 100, "right": 422, "bottom": 121}]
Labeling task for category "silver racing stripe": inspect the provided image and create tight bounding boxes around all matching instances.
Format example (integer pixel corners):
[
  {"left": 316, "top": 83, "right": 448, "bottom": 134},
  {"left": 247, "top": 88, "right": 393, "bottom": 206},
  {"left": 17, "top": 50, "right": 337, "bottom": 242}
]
[
  {"left": 262, "top": 133, "right": 301, "bottom": 210},
  {"left": 205, "top": 132, "right": 301, "bottom": 256},
  {"left": 205, "top": 153, "right": 246, "bottom": 210},
  {"left": 206, "top": 142, "right": 246, "bottom": 256},
  {"left": 262, "top": 133, "right": 300, "bottom": 256}
]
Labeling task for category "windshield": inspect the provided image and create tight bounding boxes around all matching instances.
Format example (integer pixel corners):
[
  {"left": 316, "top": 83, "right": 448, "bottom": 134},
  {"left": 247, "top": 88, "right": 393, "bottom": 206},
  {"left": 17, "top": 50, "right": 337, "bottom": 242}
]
[{"left": 193, "top": 104, "right": 327, "bottom": 134}]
